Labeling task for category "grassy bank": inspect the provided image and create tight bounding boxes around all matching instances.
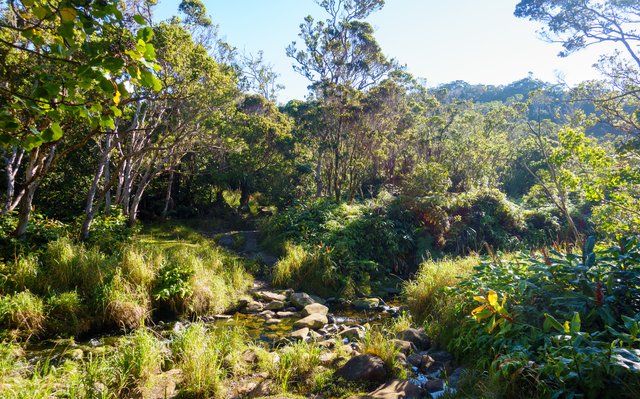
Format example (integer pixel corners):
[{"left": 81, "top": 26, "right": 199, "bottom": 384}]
[{"left": 0, "top": 223, "right": 252, "bottom": 340}]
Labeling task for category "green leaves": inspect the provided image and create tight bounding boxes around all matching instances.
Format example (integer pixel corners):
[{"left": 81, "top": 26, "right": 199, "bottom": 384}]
[{"left": 1, "top": 0, "right": 161, "bottom": 150}]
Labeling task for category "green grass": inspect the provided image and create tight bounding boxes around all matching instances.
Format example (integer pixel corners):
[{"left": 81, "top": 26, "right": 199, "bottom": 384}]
[
  {"left": 403, "top": 255, "right": 478, "bottom": 342},
  {"left": 0, "top": 221, "right": 254, "bottom": 339},
  {"left": 171, "top": 322, "right": 248, "bottom": 397}
]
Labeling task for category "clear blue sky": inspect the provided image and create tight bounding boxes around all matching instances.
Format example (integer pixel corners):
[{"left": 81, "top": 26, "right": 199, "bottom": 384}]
[{"left": 155, "top": 0, "right": 611, "bottom": 103}]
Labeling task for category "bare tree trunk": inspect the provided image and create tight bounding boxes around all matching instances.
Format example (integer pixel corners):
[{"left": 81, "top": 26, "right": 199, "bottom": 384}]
[
  {"left": 128, "top": 179, "right": 152, "bottom": 227},
  {"left": 104, "top": 154, "right": 112, "bottom": 216},
  {"left": 315, "top": 154, "right": 323, "bottom": 197},
  {"left": 81, "top": 135, "right": 112, "bottom": 239},
  {"left": 2, "top": 146, "right": 24, "bottom": 214},
  {"left": 15, "top": 146, "right": 56, "bottom": 237},
  {"left": 161, "top": 171, "right": 174, "bottom": 220}
]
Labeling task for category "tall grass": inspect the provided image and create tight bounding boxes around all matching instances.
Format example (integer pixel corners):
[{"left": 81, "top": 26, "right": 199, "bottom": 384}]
[
  {"left": 171, "top": 323, "right": 248, "bottom": 397},
  {"left": 114, "top": 328, "right": 165, "bottom": 393},
  {"left": 362, "top": 328, "right": 405, "bottom": 378},
  {"left": 271, "top": 340, "right": 322, "bottom": 393},
  {"left": 0, "top": 291, "right": 45, "bottom": 339},
  {"left": 403, "top": 255, "right": 478, "bottom": 343}
]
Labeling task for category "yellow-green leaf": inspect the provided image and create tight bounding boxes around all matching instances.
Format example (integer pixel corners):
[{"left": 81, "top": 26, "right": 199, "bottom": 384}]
[
  {"left": 487, "top": 290, "right": 498, "bottom": 307},
  {"left": 60, "top": 7, "right": 77, "bottom": 22}
]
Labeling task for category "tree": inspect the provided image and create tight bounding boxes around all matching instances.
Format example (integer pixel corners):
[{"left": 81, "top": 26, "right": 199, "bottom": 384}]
[
  {"left": 514, "top": 0, "right": 640, "bottom": 67},
  {"left": 287, "top": 0, "right": 397, "bottom": 201},
  {"left": 0, "top": 0, "right": 159, "bottom": 236}
]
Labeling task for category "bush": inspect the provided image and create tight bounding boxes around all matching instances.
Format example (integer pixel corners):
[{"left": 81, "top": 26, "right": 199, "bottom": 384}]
[
  {"left": 271, "top": 340, "right": 322, "bottom": 393},
  {"left": 440, "top": 237, "right": 640, "bottom": 398},
  {"left": 114, "top": 328, "right": 165, "bottom": 392},
  {"left": 263, "top": 198, "right": 418, "bottom": 297},
  {"left": 40, "top": 238, "right": 107, "bottom": 295},
  {"left": 446, "top": 189, "right": 526, "bottom": 253}
]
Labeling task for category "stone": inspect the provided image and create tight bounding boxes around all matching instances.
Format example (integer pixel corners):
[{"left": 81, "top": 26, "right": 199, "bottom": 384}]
[
  {"left": 293, "top": 313, "right": 328, "bottom": 330},
  {"left": 290, "top": 327, "right": 310, "bottom": 340},
  {"left": 448, "top": 367, "right": 465, "bottom": 389},
  {"left": 395, "top": 328, "right": 430, "bottom": 350},
  {"left": 334, "top": 354, "right": 387, "bottom": 382},
  {"left": 319, "top": 351, "right": 336, "bottom": 366},
  {"left": 67, "top": 348, "right": 83, "bottom": 360},
  {"left": 265, "top": 318, "right": 282, "bottom": 324},
  {"left": 395, "top": 352, "right": 407, "bottom": 367},
  {"left": 289, "top": 292, "right": 317, "bottom": 309},
  {"left": 254, "top": 291, "right": 286, "bottom": 302},
  {"left": 428, "top": 350, "right": 454, "bottom": 363},
  {"left": 242, "top": 349, "right": 258, "bottom": 364},
  {"left": 214, "top": 314, "right": 232, "bottom": 320},
  {"left": 309, "top": 330, "right": 323, "bottom": 340},
  {"left": 245, "top": 301, "right": 264, "bottom": 313},
  {"left": 301, "top": 303, "right": 329, "bottom": 316},
  {"left": 352, "top": 297, "right": 380, "bottom": 310},
  {"left": 340, "top": 326, "right": 365, "bottom": 341},
  {"left": 392, "top": 339, "right": 416, "bottom": 355},
  {"left": 424, "top": 379, "right": 445, "bottom": 393},
  {"left": 309, "top": 294, "right": 326, "bottom": 304},
  {"left": 248, "top": 379, "right": 273, "bottom": 398},
  {"left": 419, "top": 354, "right": 436, "bottom": 373},
  {"left": 276, "top": 311, "right": 297, "bottom": 318},
  {"left": 265, "top": 301, "right": 285, "bottom": 311},
  {"left": 407, "top": 353, "right": 422, "bottom": 368},
  {"left": 142, "top": 368, "right": 182, "bottom": 399},
  {"left": 259, "top": 310, "right": 275, "bottom": 319},
  {"left": 365, "top": 379, "right": 424, "bottom": 399}
]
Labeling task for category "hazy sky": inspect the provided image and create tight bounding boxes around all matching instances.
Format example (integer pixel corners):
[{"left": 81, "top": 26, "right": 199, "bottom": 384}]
[{"left": 155, "top": 0, "right": 613, "bottom": 102}]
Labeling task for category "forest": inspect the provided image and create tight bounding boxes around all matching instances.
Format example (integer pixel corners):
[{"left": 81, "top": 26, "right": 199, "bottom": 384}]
[{"left": 0, "top": 0, "right": 639, "bottom": 398}]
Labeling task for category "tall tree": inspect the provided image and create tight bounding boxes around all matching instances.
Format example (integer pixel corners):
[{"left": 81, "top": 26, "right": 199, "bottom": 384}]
[{"left": 287, "top": 0, "right": 396, "bottom": 200}]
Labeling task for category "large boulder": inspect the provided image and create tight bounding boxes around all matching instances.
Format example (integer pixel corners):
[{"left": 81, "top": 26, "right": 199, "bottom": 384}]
[
  {"left": 301, "top": 303, "right": 329, "bottom": 317},
  {"left": 289, "top": 292, "right": 317, "bottom": 309},
  {"left": 334, "top": 354, "right": 387, "bottom": 382},
  {"left": 293, "top": 313, "right": 328, "bottom": 330},
  {"left": 395, "top": 328, "right": 430, "bottom": 350}
]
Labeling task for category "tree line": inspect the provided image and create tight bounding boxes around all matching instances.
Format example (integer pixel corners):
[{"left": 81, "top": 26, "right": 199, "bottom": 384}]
[{"left": 1, "top": 0, "right": 638, "bottom": 243}]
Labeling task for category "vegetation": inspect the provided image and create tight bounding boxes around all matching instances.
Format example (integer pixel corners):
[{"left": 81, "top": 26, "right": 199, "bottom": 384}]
[{"left": 1, "top": 0, "right": 639, "bottom": 397}]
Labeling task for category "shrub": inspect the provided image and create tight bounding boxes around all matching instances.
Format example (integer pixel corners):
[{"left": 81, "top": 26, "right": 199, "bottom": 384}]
[
  {"left": 271, "top": 340, "right": 322, "bottom": 393},
  {"left": 263, "top": 198, "right": 418, "bottom": 297},
  {"left": 442, "top": 237, "right": 640, "bottom": 398},
  {"left": 120, "top": 247, "right": 156, "bottom": 288},
  {"left": 1, "top": 255, "right": 39, "bottom": 293},
  {"left": 362, "top": 328, "right": 405, "bottom": 378},
  {"left": 40, "top": 238, "right": 108, "bottom": 295},
  {"left": 404, "top": 256, "right": 478, "bottom": 342},
  {"left": 446, "top": 189, "right": 526, "bottom": 253}
]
